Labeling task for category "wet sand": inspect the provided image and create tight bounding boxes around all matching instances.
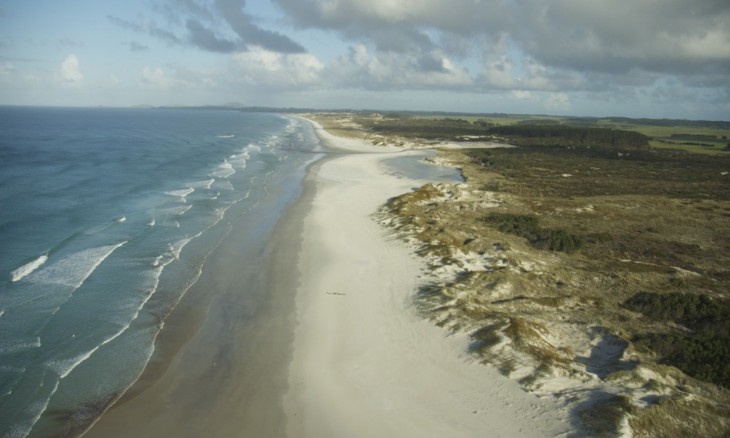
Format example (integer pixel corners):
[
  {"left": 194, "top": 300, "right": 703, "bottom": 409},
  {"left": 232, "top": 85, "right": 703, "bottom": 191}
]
[{"left": 84, "top": 163, "right": 314, "bottom": 438}]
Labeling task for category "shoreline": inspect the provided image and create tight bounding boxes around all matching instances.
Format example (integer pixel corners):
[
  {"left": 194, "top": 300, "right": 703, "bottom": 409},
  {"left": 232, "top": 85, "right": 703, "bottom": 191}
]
[
  {"left": 284, "top": 117, "right": 570, "bottom": 437},
  {"left": 83, "top": 121, "right": 319, "bottom": 437},
  {"left": 85, "top": 115, "right": 572, "bottom": 437}
]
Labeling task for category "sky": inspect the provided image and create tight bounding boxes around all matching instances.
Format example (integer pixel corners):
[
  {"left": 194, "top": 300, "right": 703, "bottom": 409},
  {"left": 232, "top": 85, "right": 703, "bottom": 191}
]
[{"left": 1, "top": 0, "right": 729, "bottom": 120}]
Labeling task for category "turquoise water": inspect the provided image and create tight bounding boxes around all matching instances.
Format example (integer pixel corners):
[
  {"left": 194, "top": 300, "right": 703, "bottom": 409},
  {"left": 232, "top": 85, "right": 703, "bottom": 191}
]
[{"left": 0, "top": 108, "right": 320, "bottom": 437}]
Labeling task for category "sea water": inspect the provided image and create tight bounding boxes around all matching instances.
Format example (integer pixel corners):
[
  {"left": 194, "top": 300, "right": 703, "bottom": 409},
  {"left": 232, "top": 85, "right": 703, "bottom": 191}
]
[{"left": 0, "top": 107, "right": 321, "bottom": 437}]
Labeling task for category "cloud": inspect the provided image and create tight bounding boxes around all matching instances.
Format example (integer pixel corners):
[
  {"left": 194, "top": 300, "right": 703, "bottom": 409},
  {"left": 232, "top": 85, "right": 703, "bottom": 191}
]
[
  {"left": 273, "top": 0, "right": 730, "bottom": 93},
  {"left": 139, "top": 64, "right": 220, "bottom": 94},
  {"left": 543, "top": 92, "right": 571, "bottom": 112},
  {"left": 102, "top": 0, "right": 727, "bottom": 117},
  {"left": 328, "top": 44, "right": 472, "bottom": 90},
  {"left": 230, "top": 47, "right": 323, "bottom": 88},
  {"left": 185, "top": 18, "right": 238, "bottom": 52},
  {"left": 108, "top": 15, "right": 183, "bottom": 46},
  {"left": 512, "top": 90, "right": 534, "bottom": 100},
  {"left": 111, "top": 0, "right": 305, "bottom": 54},
  {"left": 514, "top": 0, "right": 730, "bottom": 78},
  {"left": 273, "top": 0, "right": 508, "bottom": 39},
  {"left": 142, "top": 66, "right": 175, "bottom": 89},
  {"left": 273, "top": 0, "right": 511, "bottom": 60},
  {"left": 59, "top": 54, "right": 83, "bottom": 83},
  {"left": 214, "top": 0, "right": 305, "bottom": 53}
]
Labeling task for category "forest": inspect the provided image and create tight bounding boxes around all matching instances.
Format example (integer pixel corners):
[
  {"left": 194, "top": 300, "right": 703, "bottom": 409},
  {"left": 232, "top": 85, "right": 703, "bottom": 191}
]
[{"left": 486, "top": 125, "right": 649, "bottom": 149}]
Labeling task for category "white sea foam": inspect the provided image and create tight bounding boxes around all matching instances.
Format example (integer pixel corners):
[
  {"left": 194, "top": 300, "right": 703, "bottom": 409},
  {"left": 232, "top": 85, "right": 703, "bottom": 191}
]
[
  {"left": 214, "top": 208, "right": 226, "bottom": 220},
  {"left": 10, "top": 255, "right": 48, "bottom": 282},
  {"left": 211, "top": 161, "right": 235, "bottom": 179},
  {"left": 10, "top": 380, "right": 60, "bottom": 438},
  {"left": 27, "top": 242, "right": 127, "bottom": 289},
  {"left": 152, "top": 238, "right": 191, "bottom": 268},
  {"left": 116, "top": 216, "right": 127, "bottom": 223},
  {"left": 50, "top": 348, "right": 100, "bottom": 379},
  {"left": 0, "top": 364, "right": 25, "bottom": 375},
  {"left": 157, "top": 205, "right": 192, "bottom": 218},
  {"left": 0, "top": 337, "right": 42, "bottom": 354},
  {"left": 228, "top": 155, "right": 248, "bottom": 170},
  {"left": 176, "top": 205, "right": 192, "bottom": 216},
  {"left": 188, "top": 179, "right": 214, "bottom": 190},
  {"left": 216, "top": 134, "right": 235, "bottom": 139},
  {"left": 165, "top": 188, "right": 195, "bottom": 199},
  {"left": 213, "top": 179, "right": 234, "bottom": 191},
  {"left": 247, "top": 143, "right": 262, "bottom": 152},
  {"left": 170, "top": 238, "right": 192, "bottom": 260},
  {"left": 148, "top": 218, "right": 156, "bottom": 227},
  {"left": 104, "top": 268, "right": 163, "bottom": 345}
]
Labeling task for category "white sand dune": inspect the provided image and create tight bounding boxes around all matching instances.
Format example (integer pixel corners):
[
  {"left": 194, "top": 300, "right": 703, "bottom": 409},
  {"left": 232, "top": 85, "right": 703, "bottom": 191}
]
[{"left": 285, "top": 119, "right": 571, "bottom": 437}]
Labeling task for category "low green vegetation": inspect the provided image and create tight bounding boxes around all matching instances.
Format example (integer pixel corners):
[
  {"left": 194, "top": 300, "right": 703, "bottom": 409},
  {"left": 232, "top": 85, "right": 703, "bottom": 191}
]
[
  {"left": 623, "top": 292, "right": 730, "bottom": 388},
  {"left": 337, "top": 112, "right": 730, "bottom": 154},
  {"left": 466, "top": 145, "right": 730, "bottom": 200},
  {"left": 487, "top": 125, "right": 649, "bottom": 150},
  {"left": 361, "top": 114, "right": 492, "bottom": 140},
  {"left": 483, "top": 213, "right": 582, "bottom": 252},
  {"left": 623, "top": 291, "right": 729, "bottom": 322}
]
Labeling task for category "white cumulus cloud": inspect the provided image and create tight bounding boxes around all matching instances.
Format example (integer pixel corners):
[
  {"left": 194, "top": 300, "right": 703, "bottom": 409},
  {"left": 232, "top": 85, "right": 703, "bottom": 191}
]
[
  {"left": 329, "top": 44, "right": 472, "bottom": 90},
  {"left": 59, "top": 54, "right": 83, "bottom": 83},
  {"left": 142, "top": 66, "right": 174, "bottom": 89},
  {"left": 231, "top": 47, "right": 324, "bottom": 89}
]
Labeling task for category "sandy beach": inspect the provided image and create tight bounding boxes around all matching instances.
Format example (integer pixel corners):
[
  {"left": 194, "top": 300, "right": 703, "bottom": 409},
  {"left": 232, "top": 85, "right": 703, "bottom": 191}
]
[
  {"left": 284, "top": 120, "right": 571, "bottom": 437},
  {"left": 85, "top": 118, "right": 571, "bottom": 437}
]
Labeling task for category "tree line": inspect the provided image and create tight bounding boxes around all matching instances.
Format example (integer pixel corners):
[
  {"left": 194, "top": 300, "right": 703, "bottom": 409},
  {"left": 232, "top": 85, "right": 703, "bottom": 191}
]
[{"left": 487, "top": 125, "right": 649, "bottom": 150}]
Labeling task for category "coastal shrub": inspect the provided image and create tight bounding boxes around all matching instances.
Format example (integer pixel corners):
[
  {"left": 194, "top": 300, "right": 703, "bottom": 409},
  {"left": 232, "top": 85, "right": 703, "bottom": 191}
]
[
  {"left": 483, "top": 213, "right": 582, "bottom": 253},
  {"left": 642, "top": 333, "right": 730, "bottom": 388},
  {"left": 361, "top": 115, "right": 489, "bottom": 140},
  {"left": 532, "top": 229, "right": 583, "bottom": 252},
  {"left": 624, "top": 292, "right": 730, "bottom": 388},
  {"left": 466, "top": 146, "right": 730, "bottom": 200},
  {"left": 485, "top": 213, "right": 540, "bottom": 236},
  {"left": 622, "top": 291, "right": 727, "bottom": 324},
  {"left": 577, "top": 394, "right": 635, "bottom": 437}
]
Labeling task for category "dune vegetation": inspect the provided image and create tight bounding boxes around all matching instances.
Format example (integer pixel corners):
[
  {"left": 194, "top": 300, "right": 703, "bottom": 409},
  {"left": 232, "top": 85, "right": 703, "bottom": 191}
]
[{"left": 311, "top": 112, "right": 730, "bottom": 437}]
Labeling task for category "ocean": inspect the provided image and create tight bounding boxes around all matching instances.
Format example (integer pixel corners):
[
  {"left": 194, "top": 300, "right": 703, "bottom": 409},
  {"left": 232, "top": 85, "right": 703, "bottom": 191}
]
[{"left": 0, "top": 107, "right": 321, "bottom": 437}]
